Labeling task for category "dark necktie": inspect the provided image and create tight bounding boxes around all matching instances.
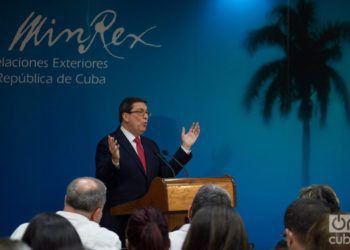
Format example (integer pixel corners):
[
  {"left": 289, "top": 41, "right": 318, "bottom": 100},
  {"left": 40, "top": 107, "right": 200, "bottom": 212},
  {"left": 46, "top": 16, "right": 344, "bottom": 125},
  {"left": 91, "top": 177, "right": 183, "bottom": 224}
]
[{"left": 134, "top": 137, "right": 147, "bottom": 173}]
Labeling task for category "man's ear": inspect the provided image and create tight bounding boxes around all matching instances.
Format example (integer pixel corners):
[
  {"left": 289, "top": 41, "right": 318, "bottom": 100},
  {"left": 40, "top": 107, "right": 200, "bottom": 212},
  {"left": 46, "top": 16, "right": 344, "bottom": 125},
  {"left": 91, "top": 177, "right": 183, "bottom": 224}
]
[
  {"left": 285, "top": 228, "right": 294, "bottom": 248},
  {"left": 122, "top": 112, "right": 129, "bottom": 123},
  {"left": 91, "top": 207, "right": 103, "bottom": 223}
]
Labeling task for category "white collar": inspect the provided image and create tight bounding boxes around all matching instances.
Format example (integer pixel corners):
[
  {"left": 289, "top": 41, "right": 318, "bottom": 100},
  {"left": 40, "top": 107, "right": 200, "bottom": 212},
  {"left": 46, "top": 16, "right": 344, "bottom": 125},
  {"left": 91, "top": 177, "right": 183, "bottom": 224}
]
[{"left": 121, "top": 125, "right": 138, "bottom": 143}]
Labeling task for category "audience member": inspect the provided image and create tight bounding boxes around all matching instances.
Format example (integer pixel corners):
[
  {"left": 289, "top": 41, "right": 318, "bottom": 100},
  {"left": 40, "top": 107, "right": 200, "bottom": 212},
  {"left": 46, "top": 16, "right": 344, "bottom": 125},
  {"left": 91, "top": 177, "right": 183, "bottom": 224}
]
[
  {"left": 126, "top": 207, "right": 170, "bottom": 250},
  {"left": 11, "top": 177, "right": 121, "bottom": 250},
  {"left": 299, "top": 184, "right": 340, "bottom": 213},
  {"left": 182, "top": 206, "right": 250, "bottom": 250},
  {"left": 284, "top": 198, "right": 330, "bottom": 250},
  {"left": 306, "top": 213, "right": 350, "bottom": 250},
  {"left": 0, "top": 238, "right": 31, "bottom": 250},
  {"left": 22, "top": 212, "right": 83, "bottom": 250},
  {"left": 169, "top": 184, "right": 232, "bottom": 250}
]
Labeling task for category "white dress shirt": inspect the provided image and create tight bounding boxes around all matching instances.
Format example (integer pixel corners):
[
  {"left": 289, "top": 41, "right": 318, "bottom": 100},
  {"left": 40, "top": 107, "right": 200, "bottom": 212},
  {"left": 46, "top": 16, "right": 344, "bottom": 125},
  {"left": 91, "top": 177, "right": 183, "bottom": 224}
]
[
  {"left": 121, "top": 125, "right": 138, "bottom": 152},
  {"left": 169, "top": 223, "right": 190, "bottom": 250}
]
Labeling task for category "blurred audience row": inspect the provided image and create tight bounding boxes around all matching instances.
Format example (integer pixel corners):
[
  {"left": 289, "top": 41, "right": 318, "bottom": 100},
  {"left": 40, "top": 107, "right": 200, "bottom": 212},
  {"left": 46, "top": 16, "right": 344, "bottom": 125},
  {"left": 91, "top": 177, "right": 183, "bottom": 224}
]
[
  {"left": 1, "top": 177, "right": 348, "bottom": 250},
  {"left": 275, "top": 184, "right": 347, "bottom": 250}
]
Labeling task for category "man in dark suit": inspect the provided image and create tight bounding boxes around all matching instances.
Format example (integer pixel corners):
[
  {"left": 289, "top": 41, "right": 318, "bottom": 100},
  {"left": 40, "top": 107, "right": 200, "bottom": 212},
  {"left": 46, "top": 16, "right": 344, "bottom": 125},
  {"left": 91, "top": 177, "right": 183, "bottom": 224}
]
[{"left": 95, "top": 97, "right": 200, "bottom": 246}]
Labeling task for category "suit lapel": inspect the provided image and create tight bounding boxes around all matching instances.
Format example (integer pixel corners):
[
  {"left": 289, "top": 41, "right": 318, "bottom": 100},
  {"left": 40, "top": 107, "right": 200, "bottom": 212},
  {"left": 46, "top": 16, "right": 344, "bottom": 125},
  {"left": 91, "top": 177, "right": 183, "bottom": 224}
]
[
  {"left": 115, "top": 128, "right": 147, "bottom": 176},
  {"left": 142, "top": 138, "right": 156, "bottom": 181}
]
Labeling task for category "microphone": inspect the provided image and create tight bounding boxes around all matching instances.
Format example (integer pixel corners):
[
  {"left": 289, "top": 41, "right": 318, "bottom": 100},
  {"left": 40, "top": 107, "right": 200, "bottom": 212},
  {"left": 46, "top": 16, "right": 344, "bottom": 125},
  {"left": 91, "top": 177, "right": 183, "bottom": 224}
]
[
  {"left": 152, "top": 149, "right": 175, "bottom": 178},
  {"left": 162, "top": 150, "right": 189, "bottom": 177}
]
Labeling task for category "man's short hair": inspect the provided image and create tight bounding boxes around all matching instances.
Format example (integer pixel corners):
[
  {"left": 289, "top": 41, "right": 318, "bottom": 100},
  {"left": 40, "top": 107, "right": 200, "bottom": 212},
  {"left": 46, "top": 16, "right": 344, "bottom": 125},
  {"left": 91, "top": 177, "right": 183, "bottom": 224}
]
[
  {"left": 299, "top": 184, "right": 340, "bottom": 213},
  {"left": 284, "top": 198, "right": 330, "bottom": 245},
  {"left": 191, "top": 184, "right": 232, "bottom": 217},
  {"left": 119, "top": 97, "right": 147, "bottom": 123},
  {"left": 65, "top": 177, "right": 107, "bottom": 212}
]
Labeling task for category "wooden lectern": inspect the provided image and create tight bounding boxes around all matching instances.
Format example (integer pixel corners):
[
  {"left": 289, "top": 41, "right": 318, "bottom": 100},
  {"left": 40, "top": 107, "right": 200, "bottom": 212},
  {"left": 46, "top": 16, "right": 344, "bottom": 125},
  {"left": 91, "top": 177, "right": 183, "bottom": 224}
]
[{"left": 110, "top": 176, "right": 236, "bottom": 230}]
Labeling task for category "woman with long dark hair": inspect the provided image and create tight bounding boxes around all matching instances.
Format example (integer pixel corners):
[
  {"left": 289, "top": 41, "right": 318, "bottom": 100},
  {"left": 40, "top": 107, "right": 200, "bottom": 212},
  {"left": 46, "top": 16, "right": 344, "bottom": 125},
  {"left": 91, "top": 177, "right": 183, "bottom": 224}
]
[{"left": 182, "top": 206, "right": 251, "bottom": 250}]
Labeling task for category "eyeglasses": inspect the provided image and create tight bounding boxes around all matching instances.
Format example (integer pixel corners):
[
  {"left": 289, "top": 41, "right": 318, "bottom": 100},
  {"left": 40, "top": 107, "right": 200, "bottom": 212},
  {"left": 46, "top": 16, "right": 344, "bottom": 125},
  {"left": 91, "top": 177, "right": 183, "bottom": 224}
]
[{"left": 128, "top": 110, "right": 151, "bottom": 117}]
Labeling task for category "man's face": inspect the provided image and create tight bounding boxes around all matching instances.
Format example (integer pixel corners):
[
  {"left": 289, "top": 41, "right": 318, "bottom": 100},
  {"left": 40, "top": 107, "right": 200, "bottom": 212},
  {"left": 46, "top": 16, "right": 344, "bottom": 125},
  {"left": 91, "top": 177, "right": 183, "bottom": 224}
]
[{"left": 122, "top": 102, "right": 149, "bottom": 136}]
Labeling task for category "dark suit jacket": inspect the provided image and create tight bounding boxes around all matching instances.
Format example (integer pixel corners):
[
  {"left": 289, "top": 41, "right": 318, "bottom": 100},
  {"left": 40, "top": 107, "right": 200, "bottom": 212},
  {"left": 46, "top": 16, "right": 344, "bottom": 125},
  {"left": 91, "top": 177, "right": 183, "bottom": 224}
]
[{"left": 95, "top": 127, "right": 193, "bottom": 209}]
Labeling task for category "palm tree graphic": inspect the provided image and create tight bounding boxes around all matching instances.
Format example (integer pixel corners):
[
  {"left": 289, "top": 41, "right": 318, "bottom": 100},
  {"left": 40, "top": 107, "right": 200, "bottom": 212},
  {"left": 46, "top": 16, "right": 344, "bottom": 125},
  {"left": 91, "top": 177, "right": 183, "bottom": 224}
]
[{"left": 244, "top": 0, "right": 350, "bottom": 185}]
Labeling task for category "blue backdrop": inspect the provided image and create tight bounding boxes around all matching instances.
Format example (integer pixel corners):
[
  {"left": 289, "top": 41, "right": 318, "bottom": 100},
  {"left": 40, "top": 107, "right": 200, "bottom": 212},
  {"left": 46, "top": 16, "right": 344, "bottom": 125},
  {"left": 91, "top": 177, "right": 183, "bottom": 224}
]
[{"left": 1, "top": 0, "right": 349, "bottom": 249}]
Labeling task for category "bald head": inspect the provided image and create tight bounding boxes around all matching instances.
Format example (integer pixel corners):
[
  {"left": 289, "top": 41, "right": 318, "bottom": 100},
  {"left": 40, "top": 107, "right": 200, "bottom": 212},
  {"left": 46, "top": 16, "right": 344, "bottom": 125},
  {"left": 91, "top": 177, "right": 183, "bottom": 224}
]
[{"left": 65, "top": 177, "right": 107, "bottom": 212}]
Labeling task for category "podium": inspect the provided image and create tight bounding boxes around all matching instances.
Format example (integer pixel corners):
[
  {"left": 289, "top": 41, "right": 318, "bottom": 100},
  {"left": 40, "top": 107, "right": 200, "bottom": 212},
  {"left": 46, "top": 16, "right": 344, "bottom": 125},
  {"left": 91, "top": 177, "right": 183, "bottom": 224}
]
[{"left": 110, "top": 176, "right": 236, "bottom": 230}]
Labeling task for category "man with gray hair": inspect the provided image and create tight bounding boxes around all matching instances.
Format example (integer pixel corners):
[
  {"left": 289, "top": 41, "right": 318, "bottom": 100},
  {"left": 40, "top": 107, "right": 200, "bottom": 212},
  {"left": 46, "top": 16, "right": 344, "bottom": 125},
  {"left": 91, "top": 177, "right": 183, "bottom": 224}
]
[
  {"left": 11, "top": 177, "right": 121, "bottom": 250},
  {"left": 169, "top": 184, "right": 233, "bottom": 250}
]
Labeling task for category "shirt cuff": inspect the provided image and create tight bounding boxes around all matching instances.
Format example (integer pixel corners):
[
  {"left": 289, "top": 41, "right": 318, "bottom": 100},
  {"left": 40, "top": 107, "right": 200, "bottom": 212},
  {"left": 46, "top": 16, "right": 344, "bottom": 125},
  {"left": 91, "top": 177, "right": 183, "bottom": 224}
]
[{"left": 181, "top": 145, "right": 191, "bottom": 154}]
